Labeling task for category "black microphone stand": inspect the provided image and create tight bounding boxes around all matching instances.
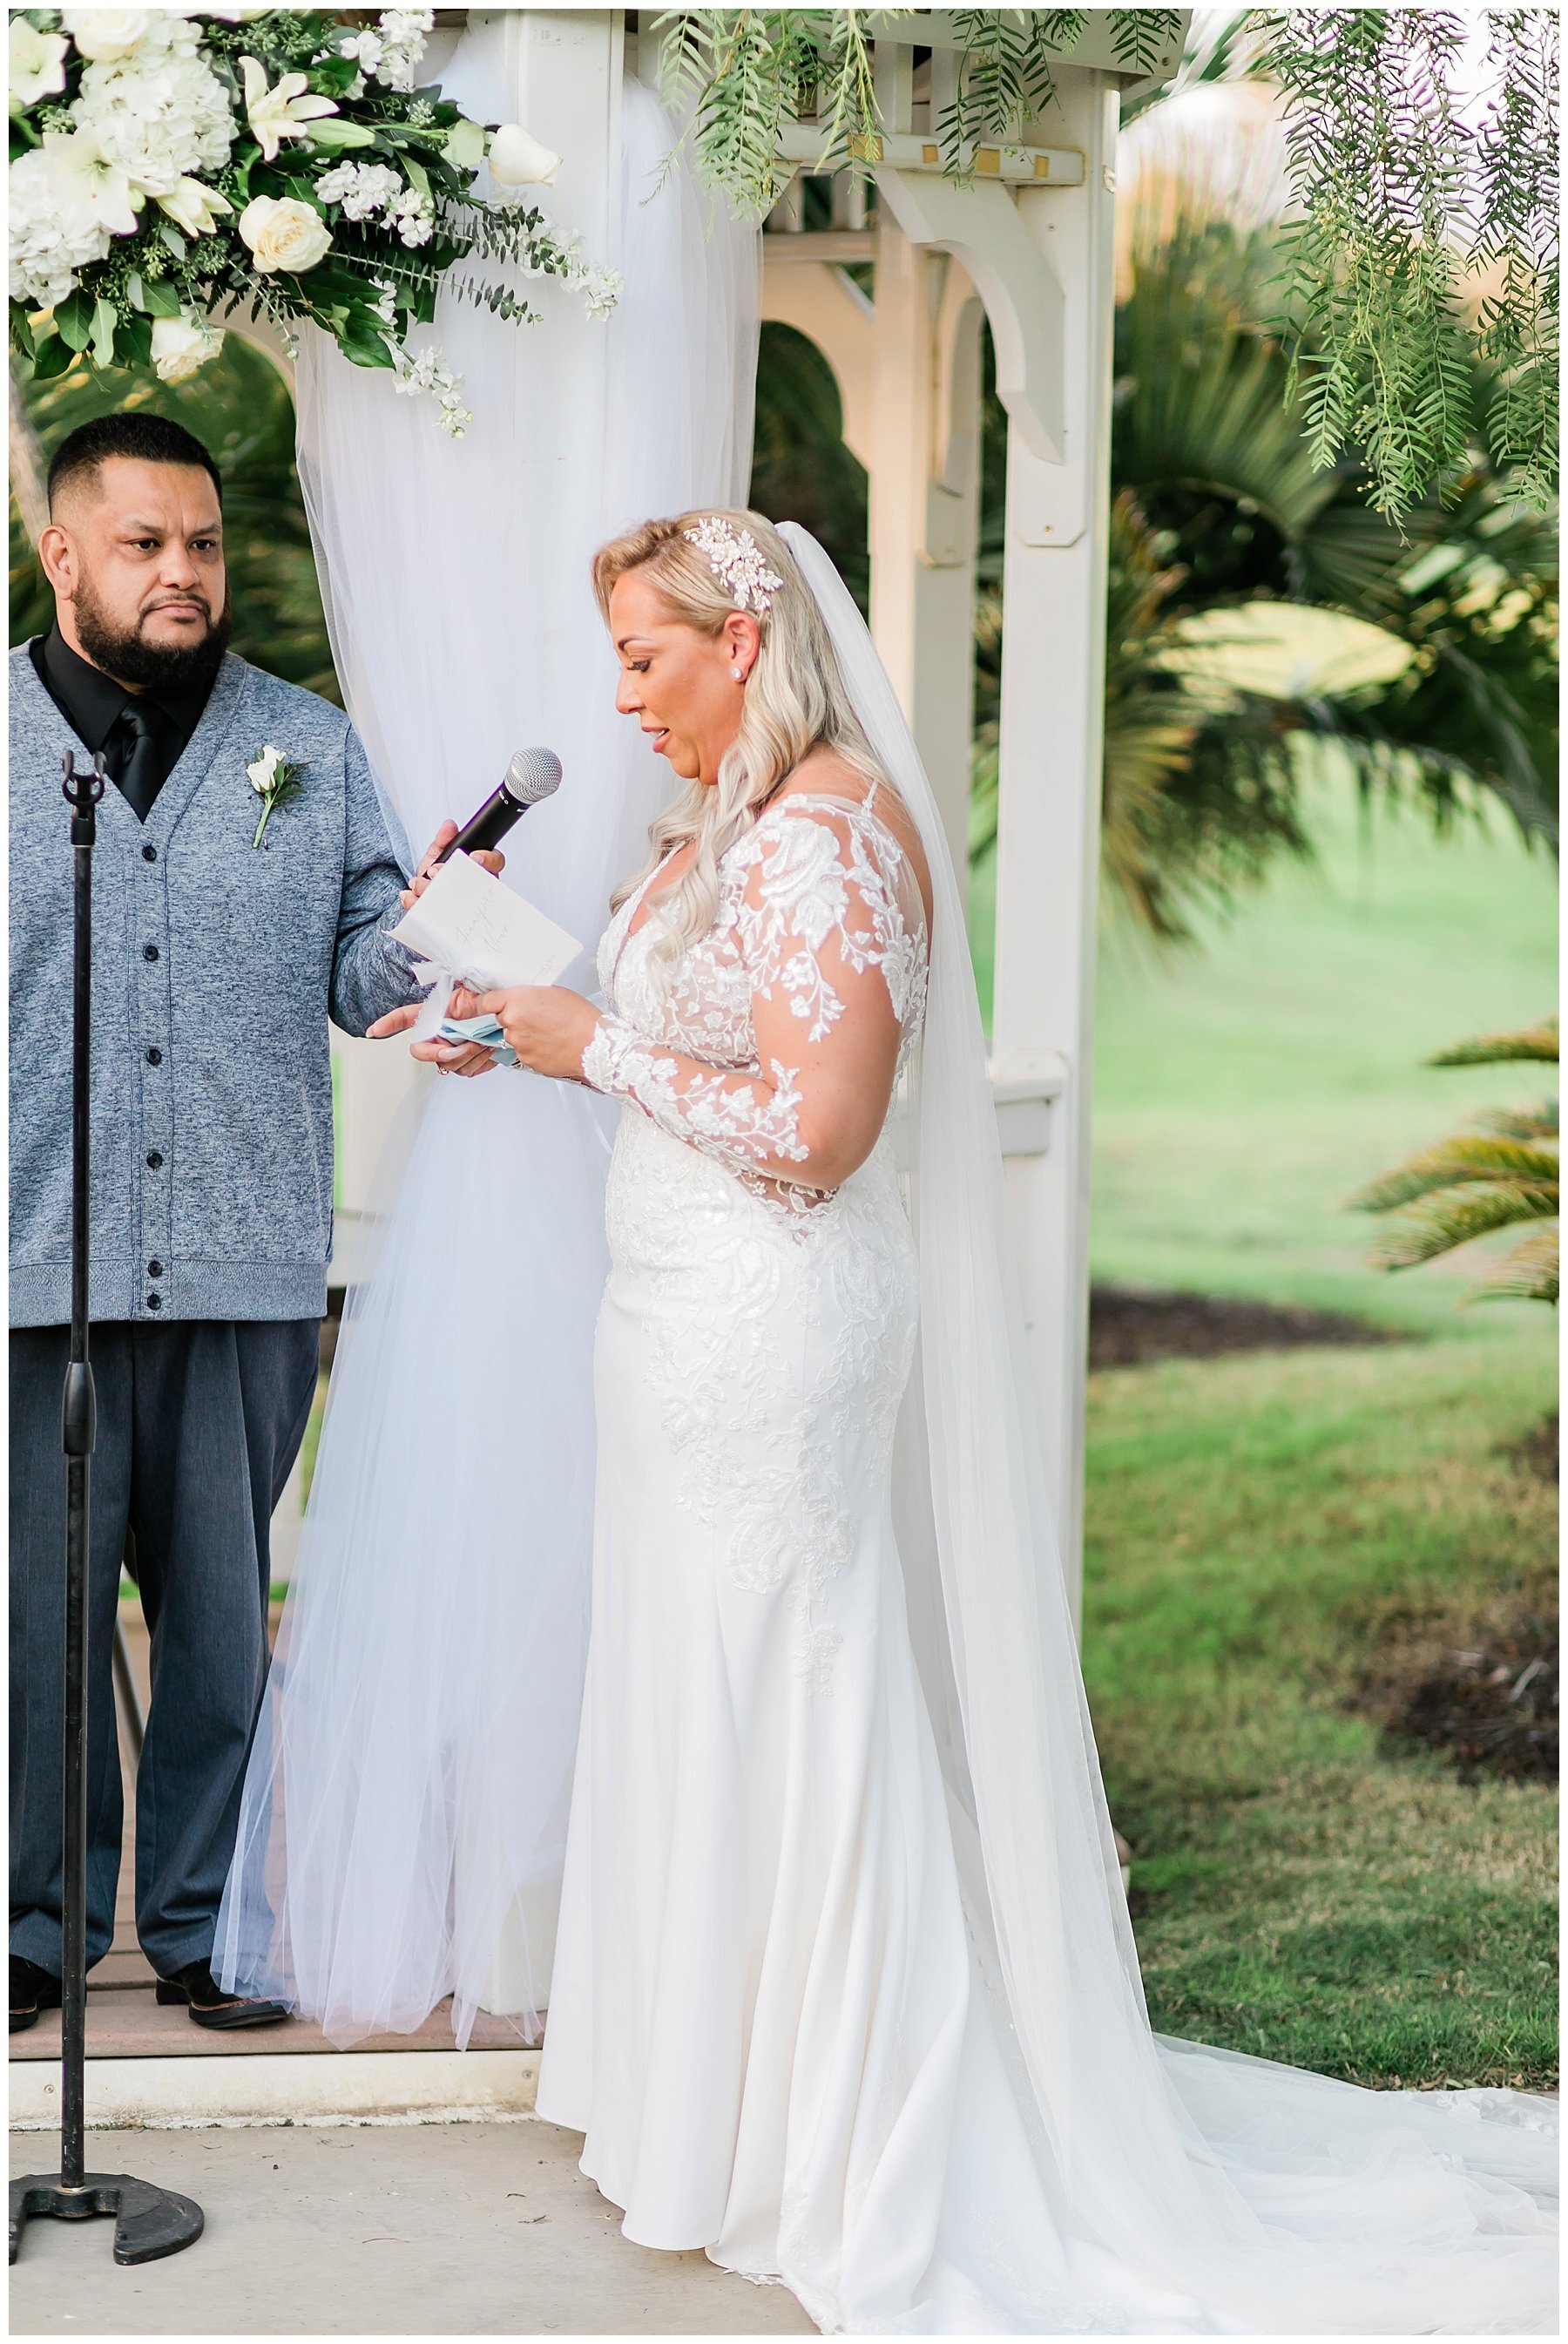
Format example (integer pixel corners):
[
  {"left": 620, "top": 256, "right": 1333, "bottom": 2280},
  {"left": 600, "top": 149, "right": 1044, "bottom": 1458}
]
[{"left": 10, "top": 755, "right": 204, "bottom": 2267}]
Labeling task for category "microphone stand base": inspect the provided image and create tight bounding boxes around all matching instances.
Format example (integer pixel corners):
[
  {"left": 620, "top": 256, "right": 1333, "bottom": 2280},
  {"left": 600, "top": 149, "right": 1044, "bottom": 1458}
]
[{"left": 10, "top": 2172, "right": 204, "bottom": 2266}]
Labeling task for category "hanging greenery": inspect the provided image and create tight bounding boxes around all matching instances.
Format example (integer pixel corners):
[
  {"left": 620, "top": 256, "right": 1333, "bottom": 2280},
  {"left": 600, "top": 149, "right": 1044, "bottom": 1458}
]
[
  {"left": 1264, "top": 8, "right": 1558, "bottom": 524},
  {"left": 656, "top": 7, "right": 1558, "bottom": 525}
]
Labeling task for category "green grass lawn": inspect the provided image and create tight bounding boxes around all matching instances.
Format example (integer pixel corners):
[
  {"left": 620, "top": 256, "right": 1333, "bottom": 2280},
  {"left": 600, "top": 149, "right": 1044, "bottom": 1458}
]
[
  {"left": 1088, "top": 772, "right": 1558, "bottom": 1326},
  {"left": 1085, "top": 1330, "right": 1556, "bottom": 2088},
  {"left": 1069, "top": 771, "right": 1557, "bottom": 2090}
]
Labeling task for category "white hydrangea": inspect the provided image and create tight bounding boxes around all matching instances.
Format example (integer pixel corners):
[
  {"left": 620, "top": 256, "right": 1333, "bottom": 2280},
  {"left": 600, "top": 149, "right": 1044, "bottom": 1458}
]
[
  {"left": 71, "top": 13, "right": 234, "bottom": 201},
  {"left": 315, "top": 159, "right": 404, "bottom": 222},
  {"left": 9, "top": 129, "right": 132, "bottom": 309}
]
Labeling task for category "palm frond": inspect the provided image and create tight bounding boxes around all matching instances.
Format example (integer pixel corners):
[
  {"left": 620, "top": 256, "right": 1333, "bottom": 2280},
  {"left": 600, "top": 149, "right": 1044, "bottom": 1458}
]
[
  {"left": 1368, "top": 1183, "right": 1559, "bottom": 1272},
  {"left": 1467, "top": 1226, "right": 1561, "bottom": 1305},
  {"left": 1351, "top": 1135, "right": 1559, "bottom": 1215},
  {"left": 1429, "top": 1019, "right": 1558, "bottom": 1067}
]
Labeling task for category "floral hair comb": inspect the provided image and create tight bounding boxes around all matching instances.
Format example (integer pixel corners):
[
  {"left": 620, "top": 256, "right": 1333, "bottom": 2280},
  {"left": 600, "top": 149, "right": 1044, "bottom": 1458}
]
[{"left": 684, "top": 517, "right": 785, "bottom": 616}]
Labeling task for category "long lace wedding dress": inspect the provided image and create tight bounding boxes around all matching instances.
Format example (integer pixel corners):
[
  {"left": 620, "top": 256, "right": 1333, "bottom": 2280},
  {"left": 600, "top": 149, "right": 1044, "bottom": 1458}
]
[{"left": 535, "top": 530, "right": 1555, "bottom": 2334}]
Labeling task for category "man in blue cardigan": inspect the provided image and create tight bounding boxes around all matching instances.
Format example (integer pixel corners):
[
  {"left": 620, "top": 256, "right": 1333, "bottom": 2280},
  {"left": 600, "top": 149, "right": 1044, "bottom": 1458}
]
[{"left": 10, "top": 411, "right": 476, "bottom": 2029}]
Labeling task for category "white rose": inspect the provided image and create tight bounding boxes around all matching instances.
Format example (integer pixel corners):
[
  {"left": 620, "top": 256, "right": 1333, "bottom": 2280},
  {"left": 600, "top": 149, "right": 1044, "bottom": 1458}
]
[
  {"left": 10, "top": 18, "right": 68, "bottom": 111},
  {"left": 62, "top": 11, "right": 152, "bottom": 64},
  {"left": 239, "top": 193, "right": 332, "bottom": 274},
  {"left": 487, "top": 123, "right": 561, "bottom": 187},
  {"left": 152, "top": 311, "right": 224, "bottom": 383},
  {"left": 247, "top": 745, "right": 283, "bottom": 794},
  {"left": 156, "top": 175, "right": 232, "bottom": 238}
]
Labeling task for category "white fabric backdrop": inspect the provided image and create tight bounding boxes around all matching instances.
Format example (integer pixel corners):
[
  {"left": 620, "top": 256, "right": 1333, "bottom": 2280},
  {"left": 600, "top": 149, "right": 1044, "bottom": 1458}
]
[{"left": 215, "top": 58, "right": 759, "bottom": 2046}]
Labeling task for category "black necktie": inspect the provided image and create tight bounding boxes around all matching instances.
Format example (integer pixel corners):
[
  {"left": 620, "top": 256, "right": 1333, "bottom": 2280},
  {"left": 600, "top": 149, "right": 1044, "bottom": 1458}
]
[{"left": 109, "top": 701, "right": 163, "bottom": 823}]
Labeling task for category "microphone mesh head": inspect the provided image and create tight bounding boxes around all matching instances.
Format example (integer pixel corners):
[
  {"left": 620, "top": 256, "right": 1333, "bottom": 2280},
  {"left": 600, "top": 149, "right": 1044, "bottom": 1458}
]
[{"left": 507, "top": 746, "right": 563, "bottom": 806}]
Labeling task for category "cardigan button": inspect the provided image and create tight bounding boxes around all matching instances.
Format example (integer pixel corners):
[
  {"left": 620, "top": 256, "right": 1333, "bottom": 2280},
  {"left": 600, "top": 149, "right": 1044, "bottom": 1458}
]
[
  {"left": 145, "top": 1047, "right": 162, "bottom": 1066},
  {"left": 145, "top": 1150, "right": 163, "bottom": 1169},
  {"left": 142, "top": 844, "right": 157, "bottom": 863},
  {"left": 147, "top": 1261, "right": 164, "bottom": 1279},
  {"left": 146, "top": 1293, "right": 162, "bottom": 1311},
  {"left": 143, "top": 944, "right": 159, "bottom": 962}
]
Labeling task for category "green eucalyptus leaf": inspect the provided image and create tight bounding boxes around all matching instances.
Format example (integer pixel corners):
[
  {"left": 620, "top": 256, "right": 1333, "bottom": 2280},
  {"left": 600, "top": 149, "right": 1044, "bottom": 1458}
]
[
  {"left": 139, "top": 277, "right": 185, "bottom": 318},
  {"left": 90, "top": 297, "right": 118, "bottom": 369},
  {"left": 30, "top": 326, "right": 76, "bottom": 379},
  {"left": 54, "top": 288, "right": 93, "bottom": 351}
]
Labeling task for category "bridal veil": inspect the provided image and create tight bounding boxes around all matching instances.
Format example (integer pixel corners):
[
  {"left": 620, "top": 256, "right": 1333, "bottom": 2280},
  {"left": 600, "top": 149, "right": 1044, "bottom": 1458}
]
[{"left": 781, "top": 519, "right": 1555, "bottom": 2331}]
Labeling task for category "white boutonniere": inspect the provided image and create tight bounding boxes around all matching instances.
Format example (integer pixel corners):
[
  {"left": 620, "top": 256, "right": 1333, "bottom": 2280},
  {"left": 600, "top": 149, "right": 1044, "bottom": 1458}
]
[{"left": 247, "top": 744, "right": 307, "bottom": 850}]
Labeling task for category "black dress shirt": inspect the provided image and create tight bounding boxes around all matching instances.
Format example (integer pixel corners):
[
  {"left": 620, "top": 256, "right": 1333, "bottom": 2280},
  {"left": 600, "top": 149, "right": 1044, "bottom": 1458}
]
[{"left": 28, "top": 627, "right": 214, "bottom": 821}]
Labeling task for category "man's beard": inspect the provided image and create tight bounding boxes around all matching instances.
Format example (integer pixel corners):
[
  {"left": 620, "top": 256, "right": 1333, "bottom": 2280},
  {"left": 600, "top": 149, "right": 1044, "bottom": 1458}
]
[{"left": 73, "top": 572, "right": 233, "bottom": 694}]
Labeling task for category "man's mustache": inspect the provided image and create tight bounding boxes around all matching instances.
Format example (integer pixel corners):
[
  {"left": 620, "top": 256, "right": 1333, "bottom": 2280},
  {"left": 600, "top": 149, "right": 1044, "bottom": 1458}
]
[{"left": 141, "top": 594, "right": 213, "bottom": 622}]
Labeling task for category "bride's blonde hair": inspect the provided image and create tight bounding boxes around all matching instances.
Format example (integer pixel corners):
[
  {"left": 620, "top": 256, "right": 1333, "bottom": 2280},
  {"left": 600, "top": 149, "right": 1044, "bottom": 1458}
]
[{"left": 593, "top": 508, "right": 883, "bottom": 975}]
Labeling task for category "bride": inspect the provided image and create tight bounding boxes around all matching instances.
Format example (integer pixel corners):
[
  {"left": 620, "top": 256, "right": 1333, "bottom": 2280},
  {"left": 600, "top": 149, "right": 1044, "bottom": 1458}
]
[{"left": 383, "top": 510, "right": 1554, "bottom": 2334}]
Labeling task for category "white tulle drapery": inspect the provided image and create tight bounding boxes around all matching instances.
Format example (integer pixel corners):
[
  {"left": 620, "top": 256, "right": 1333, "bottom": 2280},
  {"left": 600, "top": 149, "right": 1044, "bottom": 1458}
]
[
  {"left": 214, "top": 62, "right": 759, "bottom": 2048},
  {"left": 782, "top": 521, "right": 1556, "bottom": 2333}
]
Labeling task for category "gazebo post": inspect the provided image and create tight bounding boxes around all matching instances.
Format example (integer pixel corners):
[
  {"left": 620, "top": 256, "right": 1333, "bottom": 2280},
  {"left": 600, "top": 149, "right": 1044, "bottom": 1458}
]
[
  {"left": 989, "top": 71, "right": 1121, "bottom": 1626},
  {"left": 865, "top": 221, "right": 984, "bottom": 881}
]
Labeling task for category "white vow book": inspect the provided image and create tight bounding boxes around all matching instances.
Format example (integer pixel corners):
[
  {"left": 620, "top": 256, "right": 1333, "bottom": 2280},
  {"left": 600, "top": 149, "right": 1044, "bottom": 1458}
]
[{"left": 392, "top": 850, "right": 582, "bottom": 1037}]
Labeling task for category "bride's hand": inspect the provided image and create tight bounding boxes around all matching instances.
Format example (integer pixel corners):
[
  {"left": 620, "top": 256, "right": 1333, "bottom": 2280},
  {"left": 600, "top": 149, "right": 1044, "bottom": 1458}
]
[{"left": 454, "top": 982, "right": 600, "bottom": 1080}]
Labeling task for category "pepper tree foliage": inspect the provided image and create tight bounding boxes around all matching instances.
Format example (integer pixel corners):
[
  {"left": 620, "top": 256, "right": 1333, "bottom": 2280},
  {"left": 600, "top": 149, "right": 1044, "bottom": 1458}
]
[
  {"left": 658, "top": 7, "right": 1558, "bottom": 526},
  {"left": 1264, "top": 8, "right": 1558, "bottom": 523}
]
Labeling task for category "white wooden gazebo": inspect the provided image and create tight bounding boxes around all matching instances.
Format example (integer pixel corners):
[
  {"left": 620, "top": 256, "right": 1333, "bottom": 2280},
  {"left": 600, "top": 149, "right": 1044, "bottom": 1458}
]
[
  {"left": 13, "top": 0, "right": 1190, "bottom": 2141},
  {"left": 324, "top": 6, "right": 1188, "bottom": 1623}
]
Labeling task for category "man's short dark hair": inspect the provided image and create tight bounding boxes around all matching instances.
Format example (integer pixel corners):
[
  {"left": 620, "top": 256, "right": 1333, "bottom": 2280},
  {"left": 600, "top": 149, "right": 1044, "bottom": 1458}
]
[{"left": 47, "top": 412, "right": 223, "bottom": 516}]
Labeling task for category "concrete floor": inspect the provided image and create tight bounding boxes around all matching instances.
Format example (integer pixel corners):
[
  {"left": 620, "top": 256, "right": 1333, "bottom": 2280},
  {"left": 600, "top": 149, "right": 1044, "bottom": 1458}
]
[{"left": 9, "top": 2120, "right": 816, "bottom": 2335}]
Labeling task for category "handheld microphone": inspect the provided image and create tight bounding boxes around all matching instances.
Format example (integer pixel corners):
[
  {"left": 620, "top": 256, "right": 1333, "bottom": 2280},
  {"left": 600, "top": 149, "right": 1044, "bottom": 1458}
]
[{"left": 436, "top": 746, "right": 563, "bottom": 865}]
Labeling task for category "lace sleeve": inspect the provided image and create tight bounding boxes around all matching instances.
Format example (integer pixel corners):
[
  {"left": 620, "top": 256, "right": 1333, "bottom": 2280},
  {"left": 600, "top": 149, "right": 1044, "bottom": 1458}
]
[{"left": 580, "top": 803, "right": 928, "bottom": 1190}]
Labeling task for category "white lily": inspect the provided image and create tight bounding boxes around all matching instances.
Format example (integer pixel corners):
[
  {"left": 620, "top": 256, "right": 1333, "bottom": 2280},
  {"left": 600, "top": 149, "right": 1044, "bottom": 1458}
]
[
  {"left": 41, "top": 125, "right": 140, "bottom": 239},
  {"left": 487, "top": 123, "right": 561, "bottom": 187},
  {"left": 239, "top": 56, "right": 338, "bottom": 164},
  {"left": 10, "top": 18, "right": 68, "bottom": 112},
  {"left": 157, "top": 176, "right": 233, "bottom": 239}
]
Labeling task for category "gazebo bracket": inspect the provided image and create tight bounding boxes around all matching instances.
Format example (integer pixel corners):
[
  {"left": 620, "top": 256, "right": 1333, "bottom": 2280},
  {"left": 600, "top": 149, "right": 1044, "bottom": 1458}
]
[{"left": 873, "top": 166, "right": 1068, "bottom": 481}]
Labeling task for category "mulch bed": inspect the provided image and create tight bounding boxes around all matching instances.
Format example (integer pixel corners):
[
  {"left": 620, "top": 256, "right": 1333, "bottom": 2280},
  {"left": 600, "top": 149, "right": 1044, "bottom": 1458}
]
[
  {"left": 1089, "top": 1284, "right": 1402, "bottom": 1371},
  {"left": 1356, "top": 1614, "right": 1559, "bottom": 1785}
]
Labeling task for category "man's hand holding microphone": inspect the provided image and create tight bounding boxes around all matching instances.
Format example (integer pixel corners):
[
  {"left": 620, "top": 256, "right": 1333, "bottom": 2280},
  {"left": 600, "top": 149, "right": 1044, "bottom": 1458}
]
[{"left": 367, "top": 747, "right": 587, "bottom": 1079}]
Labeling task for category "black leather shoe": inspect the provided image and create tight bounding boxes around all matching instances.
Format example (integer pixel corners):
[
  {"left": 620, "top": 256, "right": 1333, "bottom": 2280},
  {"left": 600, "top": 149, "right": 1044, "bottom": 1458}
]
[
  {"left": 154, "top": 1958, "right": 290, "bottom": 2030},
  {"left": 10, "top": 1954, "right": 63, "bottom": 2034}
]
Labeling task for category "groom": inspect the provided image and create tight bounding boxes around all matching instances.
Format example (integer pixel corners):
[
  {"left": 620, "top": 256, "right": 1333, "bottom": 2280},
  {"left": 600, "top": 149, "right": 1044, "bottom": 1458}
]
[{"left": 9, "top": 410, "right": 470, "bottom": 2029}]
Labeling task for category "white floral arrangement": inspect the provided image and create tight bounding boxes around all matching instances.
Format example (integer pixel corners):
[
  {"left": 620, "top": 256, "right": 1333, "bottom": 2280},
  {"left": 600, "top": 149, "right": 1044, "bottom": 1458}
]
[{"left": 9, "top": 8, "right": 620, "bottom": 435}]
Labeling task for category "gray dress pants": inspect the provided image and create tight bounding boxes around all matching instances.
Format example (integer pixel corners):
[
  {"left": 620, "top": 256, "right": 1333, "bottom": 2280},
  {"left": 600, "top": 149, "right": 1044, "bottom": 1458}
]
[{"left": 10, "top": 1318, "right": 320, "bottom": 1977}]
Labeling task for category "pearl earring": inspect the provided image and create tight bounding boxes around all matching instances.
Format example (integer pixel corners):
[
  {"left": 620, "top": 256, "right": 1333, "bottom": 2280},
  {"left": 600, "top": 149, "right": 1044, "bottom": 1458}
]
[{"left": 732, "top": 665, "right": 745, "bottom": 682}]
